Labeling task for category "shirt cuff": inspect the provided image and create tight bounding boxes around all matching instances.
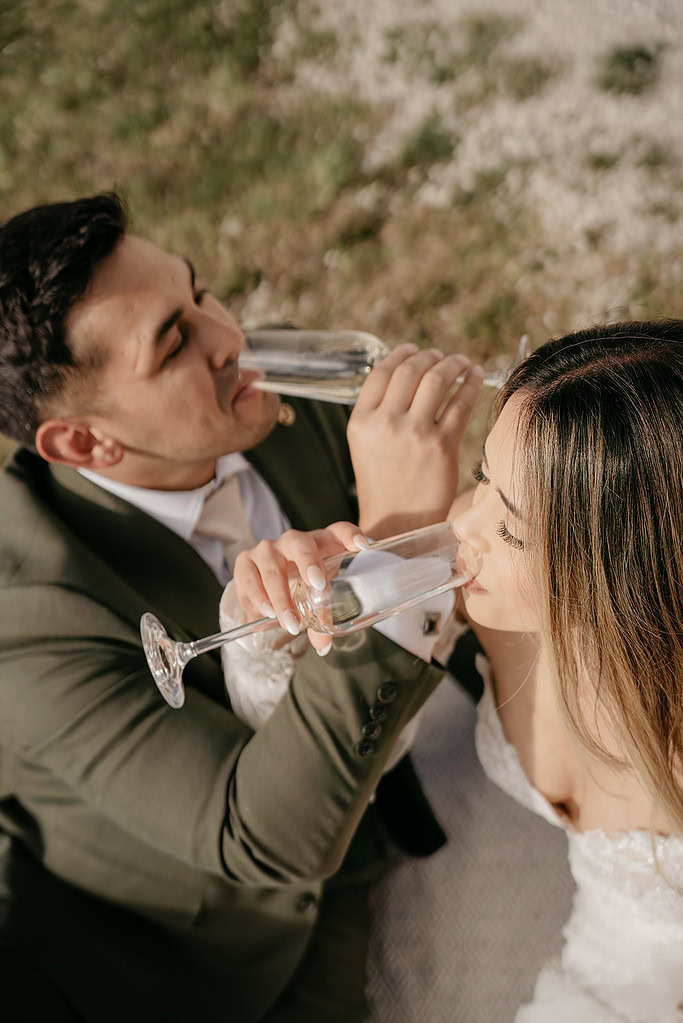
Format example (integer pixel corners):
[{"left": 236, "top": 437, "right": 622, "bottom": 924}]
[{"left": 372, "top": 589, "right": 456, "bottom": 663}]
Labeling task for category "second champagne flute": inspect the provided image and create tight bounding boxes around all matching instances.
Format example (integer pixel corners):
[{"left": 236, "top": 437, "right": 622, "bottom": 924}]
[{"left": 141, "top": 521, "right": 481, "bottom": 709}]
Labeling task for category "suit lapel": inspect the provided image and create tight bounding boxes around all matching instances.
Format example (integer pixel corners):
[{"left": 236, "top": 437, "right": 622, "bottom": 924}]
[{"left": 46, "top": 462, "right": 226, "bottom": 702}]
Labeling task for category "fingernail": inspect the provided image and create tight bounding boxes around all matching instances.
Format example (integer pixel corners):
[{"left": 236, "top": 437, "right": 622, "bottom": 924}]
[
  {"left": 316, "top": 641, "right": 333, "bottom": 657},
  {"left": 353, "top": 533, "right": 370, "bottom": 550},
  {"left": 431, "top": 348, "right": 444, "bottom": 358},
  {"left": 281, "top": 610, "right": 300, "bottom": 636},
  {"left": 471, "top": 365, "right": 486, "bottom": 378},
  {"left": 260, "top": 602, "right": 277, "bottom": 619},
  {"left": 307, "top": 566, "right": 326, "bottom": 591},
  {"left": 400, "top": 343, "right": 418, "bottom": 353}
]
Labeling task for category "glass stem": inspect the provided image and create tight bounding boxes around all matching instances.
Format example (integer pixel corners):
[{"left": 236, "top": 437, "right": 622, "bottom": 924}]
[{"left": 178, "top": 616, "right": 278, "bottom": 663}]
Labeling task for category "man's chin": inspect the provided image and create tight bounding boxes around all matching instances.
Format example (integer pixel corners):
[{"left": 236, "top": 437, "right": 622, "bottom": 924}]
[{"left": 241, "top": 391, "right": 281, "bottom": 449}]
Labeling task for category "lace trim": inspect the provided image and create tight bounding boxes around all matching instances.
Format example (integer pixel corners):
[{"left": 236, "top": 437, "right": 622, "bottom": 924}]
[{"left": 474, "top": 653, "right": 683, "bottom": 904}]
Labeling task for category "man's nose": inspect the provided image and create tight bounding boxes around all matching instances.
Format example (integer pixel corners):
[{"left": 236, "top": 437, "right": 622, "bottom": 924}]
[{"left": 203, "top": 315, "right": 244, "bottom": 370}]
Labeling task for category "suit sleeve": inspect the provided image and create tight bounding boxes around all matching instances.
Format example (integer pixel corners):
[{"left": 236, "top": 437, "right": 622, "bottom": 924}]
[{"left": 0, "top": 581, "right": 442, "bottom": 886}]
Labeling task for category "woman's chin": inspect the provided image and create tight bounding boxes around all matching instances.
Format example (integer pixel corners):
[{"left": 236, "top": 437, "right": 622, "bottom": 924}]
[
  {"left": 462, "top": 592, "right": 531, "bottom": 633},
  {"left": 460, "top": 590, "right": 489, "bottom": 626}
]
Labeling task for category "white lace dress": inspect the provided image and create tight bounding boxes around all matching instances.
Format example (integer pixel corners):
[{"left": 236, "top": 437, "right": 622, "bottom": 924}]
[{"left": 474, "top": 654, "right": 683, "bottom": 1023}]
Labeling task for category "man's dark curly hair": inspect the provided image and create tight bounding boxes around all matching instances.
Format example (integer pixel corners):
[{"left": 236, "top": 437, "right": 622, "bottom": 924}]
[{"left": 0, "top": 193, "right": 127, "bottom": 447}]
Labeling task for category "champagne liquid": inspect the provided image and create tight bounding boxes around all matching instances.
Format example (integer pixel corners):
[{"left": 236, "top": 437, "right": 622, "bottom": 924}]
[
  {"left": 249, "top": 367, "right": 370, "bottom": 404},
  {"left": 289, "top": 544, "right": 472, "bottom": 636},
  {"left": 240, "top": 330, "right": 390, "bottom": 404},
  {"left": 291, "top": 575, "right": 363, "bottom": 634}
]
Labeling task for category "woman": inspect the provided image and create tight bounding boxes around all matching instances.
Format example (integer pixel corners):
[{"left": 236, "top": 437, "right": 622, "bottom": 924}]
[
  {"left": 228, "top": 320, "right": 683, "bottom": 1020},
  {"left": 447, "top": 319, "right": 683, "bottom": 1020}
]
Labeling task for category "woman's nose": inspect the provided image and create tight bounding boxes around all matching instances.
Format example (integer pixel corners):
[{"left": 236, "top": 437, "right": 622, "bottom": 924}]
[{"left": 452, "top": 500, "right": 484, "bottom": 553}]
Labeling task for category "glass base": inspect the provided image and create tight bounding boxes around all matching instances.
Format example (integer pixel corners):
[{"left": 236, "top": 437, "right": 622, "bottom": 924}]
[{"left": 140, "top": 612, "right": 186, "bottom": 709}]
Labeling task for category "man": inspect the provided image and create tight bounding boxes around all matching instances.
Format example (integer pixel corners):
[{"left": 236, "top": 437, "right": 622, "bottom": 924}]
[{"left": 0, "top": 194, "right": 482, "bottom": 1022}]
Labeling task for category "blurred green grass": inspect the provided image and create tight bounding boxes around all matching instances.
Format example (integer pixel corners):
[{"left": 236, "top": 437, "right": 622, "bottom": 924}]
[
  {"left": 0, "top": 3, "right": 541, "bottom": 377},
  {"left": 1, "top": 1, "right": 681, "bottom": 466},
  {"left": 1, "top": 1, "right": 370, "bottom": 290}
]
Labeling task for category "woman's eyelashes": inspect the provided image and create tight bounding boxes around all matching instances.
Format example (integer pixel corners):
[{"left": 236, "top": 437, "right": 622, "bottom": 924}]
[
  {"left": 471, "top": 459, "right": 488, "bottom": 484},
  {"left": 496, "top": 521, "right": 525, "bottom": 550},
  {"left": 193, "top": 288, "right": 207, "bottom": 305},
  {"left": 472, "top": 460, "right": 525, "bottom": 549}
]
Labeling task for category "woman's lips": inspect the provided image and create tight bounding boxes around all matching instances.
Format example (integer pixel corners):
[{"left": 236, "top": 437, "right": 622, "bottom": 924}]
[
  {"left": 463, "top": 578, "right": 488, "bottom": 595},
  {"left": 456, "top": 551, "right": 486, "bottom": 594}
]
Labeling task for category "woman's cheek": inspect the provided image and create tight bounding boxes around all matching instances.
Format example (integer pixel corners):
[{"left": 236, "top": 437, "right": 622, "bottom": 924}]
[{"left": 503, "top": 563, "right": 540, "bottom": 631}]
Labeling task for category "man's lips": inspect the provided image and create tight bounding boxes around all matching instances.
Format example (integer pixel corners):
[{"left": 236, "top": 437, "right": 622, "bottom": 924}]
[{"left": 230, "top": 368, "right": 264, "bottom": 404}]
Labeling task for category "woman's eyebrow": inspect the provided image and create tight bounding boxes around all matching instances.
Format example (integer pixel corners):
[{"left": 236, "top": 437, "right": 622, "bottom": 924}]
[{"left": 481, "top": 442, "right": 523, "bottom": 519}]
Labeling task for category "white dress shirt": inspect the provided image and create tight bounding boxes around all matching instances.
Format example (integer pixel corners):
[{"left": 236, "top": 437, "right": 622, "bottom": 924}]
[{"left": 80, "top": 454, "right": 288, "bottom": 586}]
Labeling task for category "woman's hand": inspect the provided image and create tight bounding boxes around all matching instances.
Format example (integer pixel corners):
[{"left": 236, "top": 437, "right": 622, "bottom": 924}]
[{"left": 232, "top": 522, "right": 369, "bottom": 654}]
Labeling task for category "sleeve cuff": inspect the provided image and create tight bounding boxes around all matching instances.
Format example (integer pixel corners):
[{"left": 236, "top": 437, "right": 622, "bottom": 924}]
[{"left": 372, "top": 589, "right": 456, "bottom": 662}]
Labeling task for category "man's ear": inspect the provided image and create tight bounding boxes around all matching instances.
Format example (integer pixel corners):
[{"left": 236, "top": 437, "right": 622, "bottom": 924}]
[{"left": 35, "top": 418, "right": 123, "bottom": 469}]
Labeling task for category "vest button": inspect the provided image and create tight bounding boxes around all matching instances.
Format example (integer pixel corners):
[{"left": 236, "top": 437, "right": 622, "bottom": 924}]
[
  {"left": 296, "top": 892, "right": 317, "bottom": 912},
  {"left": 369, "top": 702, "right": 388, "bottom": 723},
  {"left": 362, "top": 721, "right": 381, "bottom": 740}
]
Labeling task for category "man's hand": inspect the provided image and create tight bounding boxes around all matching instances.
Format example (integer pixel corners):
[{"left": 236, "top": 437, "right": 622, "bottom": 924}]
[{"left": 347, "top": 343, "right": 485, "bottom": 539}]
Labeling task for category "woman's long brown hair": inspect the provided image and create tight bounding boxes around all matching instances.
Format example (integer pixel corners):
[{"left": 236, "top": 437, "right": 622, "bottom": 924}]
[{"left": 496, "top": 320, "right": 683, "bottom": 829}]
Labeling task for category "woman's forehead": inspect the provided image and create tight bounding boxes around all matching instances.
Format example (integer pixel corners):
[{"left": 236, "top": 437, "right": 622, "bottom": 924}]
[{"left": 486, "top": 395, "right": 525, "bottom": 476}]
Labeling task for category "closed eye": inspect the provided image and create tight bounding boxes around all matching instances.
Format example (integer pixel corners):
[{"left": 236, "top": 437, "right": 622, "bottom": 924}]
[
  {"left": 496, "top": 521, "right": 525, "bottom": 550},
  {"left": 164, "top": 331, "right": 187, "bottom": 363},
  {"left": 193, "top": 288, "right": 207, "bottom": 305},
  {"left": 472, "top": 459, "right": 489, "bottom": 484}
]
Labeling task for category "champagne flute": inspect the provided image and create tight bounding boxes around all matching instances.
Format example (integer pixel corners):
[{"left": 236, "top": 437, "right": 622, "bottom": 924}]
[
  {"left": 239, "top": 329, "right": 530, "bottom": 404},
  {"left": 239, "top": 329, "right": 390, "bottom": 404},
  {"left": 141, "top": 521, "right": 481, "bottom": 709}
]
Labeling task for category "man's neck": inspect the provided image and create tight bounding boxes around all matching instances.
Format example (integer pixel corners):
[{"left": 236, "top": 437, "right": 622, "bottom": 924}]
[{"left": 85, "top": 456, "right": 218, "bottom": 492}]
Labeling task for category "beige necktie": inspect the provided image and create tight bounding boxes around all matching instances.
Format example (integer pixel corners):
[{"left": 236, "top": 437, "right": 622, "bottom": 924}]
[{"left": 194, "top": 473, "right": 256, "bottom": 575}]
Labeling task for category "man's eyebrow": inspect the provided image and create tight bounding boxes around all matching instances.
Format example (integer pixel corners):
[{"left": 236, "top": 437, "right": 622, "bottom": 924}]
[
  {"left": 152, "top": 260, "right": 195, "bottom": 349},
  {"left": 481, "top": 442, "right": 523, "bottom": 519}
]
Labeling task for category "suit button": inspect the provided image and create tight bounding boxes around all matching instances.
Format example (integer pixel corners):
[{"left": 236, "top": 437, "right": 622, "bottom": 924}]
[
  {"left": 369, "top": 702, "right": 388, "bottom": 722},
  {"left": 377, "top": 683, "right": 398, "bottom": 704},
  {"left": 296, "top": 892, "right": 317, "bottom": 912},
  {"left": 362, "top": 721, "right": 381, "bottom": 740},
  {"left": 355, "top": 739, "right": 376, "bottom": 757}
]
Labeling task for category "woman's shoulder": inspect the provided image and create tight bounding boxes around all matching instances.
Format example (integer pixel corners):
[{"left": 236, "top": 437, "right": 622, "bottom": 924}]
[{"left": 474, "top": 646, "right": 681, "bottom": 840}]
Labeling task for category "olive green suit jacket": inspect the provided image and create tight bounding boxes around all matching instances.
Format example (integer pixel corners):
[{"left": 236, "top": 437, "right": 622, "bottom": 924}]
[{"left": 0, "top": 399, "right": 444, "bottom": 1022}]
